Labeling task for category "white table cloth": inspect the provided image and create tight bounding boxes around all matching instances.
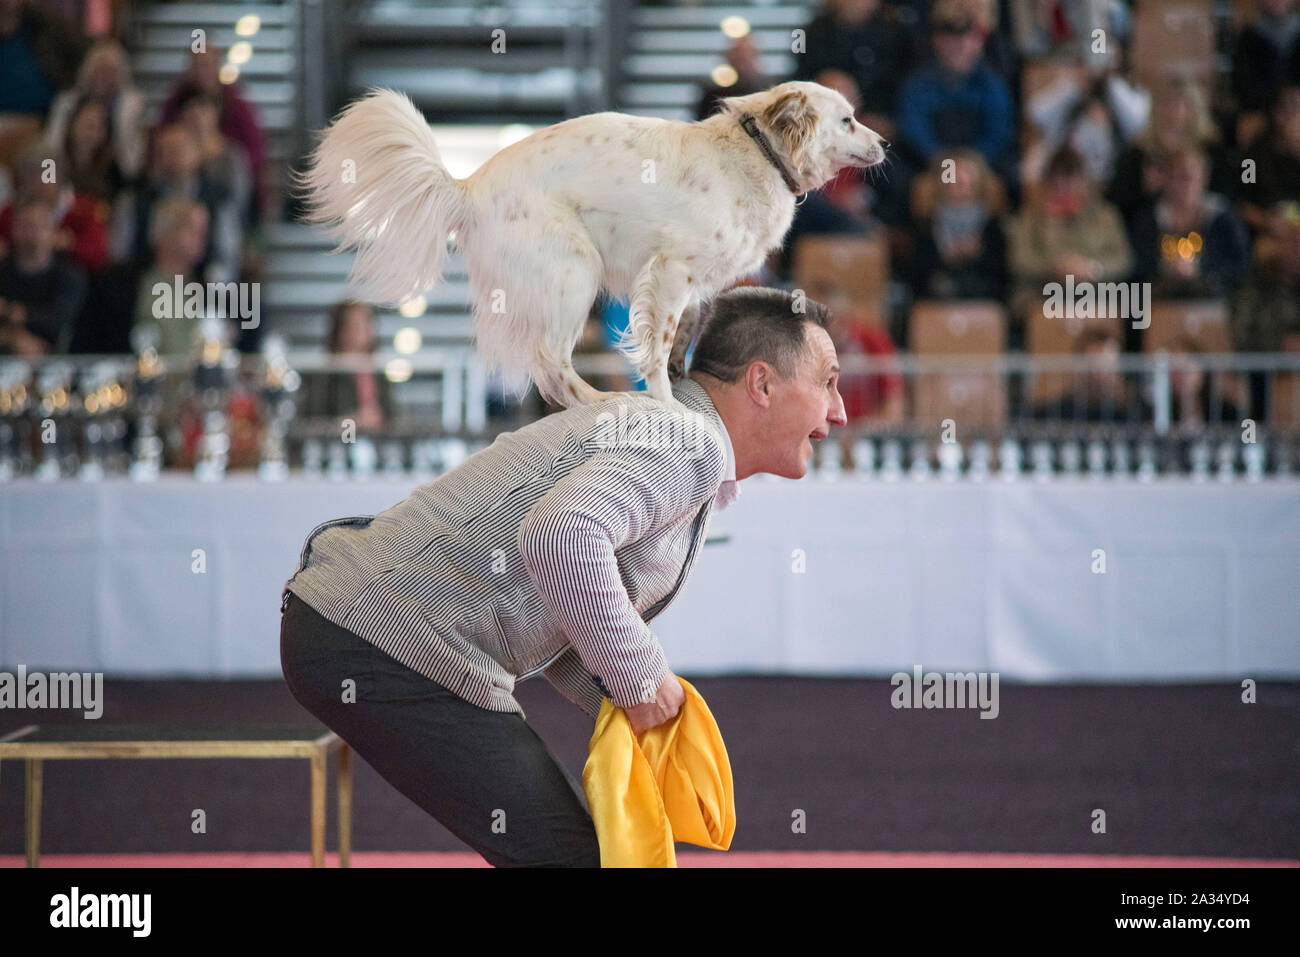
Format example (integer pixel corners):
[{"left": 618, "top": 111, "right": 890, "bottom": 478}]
[{"left": 3, "top": 473, "right": 1297, "bottom": 679}]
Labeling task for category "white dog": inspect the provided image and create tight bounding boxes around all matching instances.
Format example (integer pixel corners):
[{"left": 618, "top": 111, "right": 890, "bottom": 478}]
[{"left": 295, "top": 80, "right": 887, "bottom": 408}]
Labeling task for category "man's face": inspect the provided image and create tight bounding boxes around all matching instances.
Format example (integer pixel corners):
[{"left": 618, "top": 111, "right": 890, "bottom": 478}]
[
  {"left": 935, "top": 29, "right": 983, "bottom": 75},
  {"left": 760, "top": 324, "right": 847, "bottom": 479},
  {"left": 156, "top": 127, "right": 199, "bottom": 179},
  {"left": 164, "top": 207, "right": 209, "bottom": 264}
]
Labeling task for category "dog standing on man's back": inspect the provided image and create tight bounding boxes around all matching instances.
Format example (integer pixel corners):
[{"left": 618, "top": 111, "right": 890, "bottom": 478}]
[{"left": 294, "top": 80, "right": 888, "bottom": 409}]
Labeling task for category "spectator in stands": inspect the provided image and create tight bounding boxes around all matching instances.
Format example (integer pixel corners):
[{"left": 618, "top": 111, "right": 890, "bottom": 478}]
[
  {"left": 43, "top": 37, "right": 147, "bottom": 183},
  {"left": 1010, "top": 0, "right": 1128, "bottom": 63},
  {"left": 811, "top": 280, "right": 903, "bottom": 465},
  {"left": 829, "top": 293, "right": 903, "bottom": 424},
  {"left": 1107, "top": 78, "right": 1235, "bottom": 228},
  {"left": 0, "top": 0, "right": 85, "bottom": 134},
  {"left": 176, "top": 86, "right": 254, "bottom": 232},
  {"left": 1232, "top": 0, "right": 1300, "bottom": 145},
  {"left": 696, "top": 35, "right": 768, "bottom": 121},
  {"left": 1238, "top": 84, "right": 1300, "bottom": 235},
  {"left": 943, "top": 0, "right": 1017, "bottom": 82},
  {"left": 0, "top": 196, "right": 87, "bottom": 355},
  {"left": 1234, "top": 200, "right": 1300, "bottom": 353},
  {"left": 907, "top": 146, "right": 1008, "bottom": 300},
  {"left": 1005, "top": 143, "right": 1132, "bottom": 347},
  {"left": 1152, "top": 334, "right": 1243, "bottom": 431},
  {"left": 1230, "top": 198, "right": 1300, "bottom": 425},
  {"left": 109, "top": 122, "right": 242, "bottom": 285},
  {"left": 896, "top": 0, "right": 1015, "bottom": 193},
  {"left": 296, "top": 300, "right": 394, "bottom": 430},
  {"left": 791, "top": 0, "right": 911, "bottom": 145},
  {"left": 72, "top": 197, "right": 209, "bottom": 355},
  {"left": 1129, "top": 147, "right": 1251, "bottom": 301},
  {"left": 1029, "top": 324, "right": 1131, "bottom": 421},
  {"left": 158, "top": 47, "right": 268, "bottom": 225},
  {"left": 57, "top": 96, "right": 127, "bottom": 202},
  {"left": 0, "top": 140, "right": 110, "bottom": 275},
  {"left": 1020, "top": 55, "right": 1149, "bottom": 188}
]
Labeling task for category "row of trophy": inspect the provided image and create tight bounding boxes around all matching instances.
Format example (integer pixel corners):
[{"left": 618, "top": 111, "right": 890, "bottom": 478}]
[
  {"left": 810, "top": 434, "right": 1289, "bottom": 481},
  {"left": 0, "top": 319, "right": 300, "bottom": 482}
]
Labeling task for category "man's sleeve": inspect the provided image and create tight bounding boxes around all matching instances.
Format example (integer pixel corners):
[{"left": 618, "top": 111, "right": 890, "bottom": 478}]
[
  {"left": 516, "top": 433, "right": 724, "bottom": 710},
  {"left": 541, "top": 646, "right": 606, "bottom": 720}
]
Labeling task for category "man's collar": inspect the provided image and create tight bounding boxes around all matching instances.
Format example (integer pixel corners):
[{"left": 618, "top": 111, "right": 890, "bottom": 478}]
[{"left": 673, "top": 377, "right": 740, "bottom": 509}]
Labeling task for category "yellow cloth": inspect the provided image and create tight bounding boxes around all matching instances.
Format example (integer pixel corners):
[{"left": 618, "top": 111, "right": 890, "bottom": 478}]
[{"left": 582, "top": 676, "right": 735, "bottom": 867}]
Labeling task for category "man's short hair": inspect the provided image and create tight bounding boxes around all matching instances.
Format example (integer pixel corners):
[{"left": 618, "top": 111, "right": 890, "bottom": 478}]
[{"left": 689, "top": 286, "right": 830, "bottom": 384}]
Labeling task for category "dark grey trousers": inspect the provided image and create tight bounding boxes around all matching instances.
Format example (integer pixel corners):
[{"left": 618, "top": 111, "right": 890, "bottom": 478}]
[{"left": 279, "top": 590, "right": 601, "bottom": 867}]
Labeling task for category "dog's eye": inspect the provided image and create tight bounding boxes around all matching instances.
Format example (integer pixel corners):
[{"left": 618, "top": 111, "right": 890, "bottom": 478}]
[{"left": 841, "top": 117, "right": 852, "bottom": 129}]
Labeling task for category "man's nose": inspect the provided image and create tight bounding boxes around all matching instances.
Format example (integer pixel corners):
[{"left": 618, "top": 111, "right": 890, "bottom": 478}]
[{"left": 829, "top": 388, "right": 848, "bottom": 426}]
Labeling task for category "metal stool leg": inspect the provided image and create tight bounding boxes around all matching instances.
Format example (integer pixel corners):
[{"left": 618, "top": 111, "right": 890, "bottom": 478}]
[
  {"left": 310, "top": 748, "right": 325, "bottom": 867},
  {"left": 338, "top": 744, "right": 352, "bottom": 868},
  {"left": 26, "top": 758, "right": 42, "bottom": 868}
]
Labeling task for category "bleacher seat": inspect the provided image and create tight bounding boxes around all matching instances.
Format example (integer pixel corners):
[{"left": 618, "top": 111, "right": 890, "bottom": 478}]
[
  {"left": 909, "top": 301, "right": 1008, "bottom": 430},
  {"left": 1132, "top": 0, "right": 1216, "bottom": 89},
  {"left": 791, "top": 234, "right": 889, "bottom": 324},
  {"left": 1026, "top": 302, "right": 1123, "bottom": 405}
]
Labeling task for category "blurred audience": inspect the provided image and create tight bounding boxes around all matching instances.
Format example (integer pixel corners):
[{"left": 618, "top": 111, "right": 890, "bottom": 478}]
[
  {"left": 1107, "top": 78, "right": 1235, "bottom": 228},
  {"left": 1231, "top": 0, "right": 1300, "bottom": 144},
  {"left": 896, "top": 0, "right": 1016, "bottom": 191},
  {"left": 1029, "top": 325, "right": 1130, "bottom": 421},
  {"left": 697, "top": 35, "right": 768, "bottom": 120},
  {"left": 57, "top": 95, "right": 127, "bottom": 202},
  {"left": 0, "top": 139, "right": 110, "bottom": 274},
  {"left": 0, "top": 0, "right": 85, "bottom": 134},
  {"left": 1005, "top": 143, "right": 1132, "bottom": 346},
  {"left": 1149, "top": 334, "right": 1243, "bottom": 431},
  {"left": 792, "top": 0, "right": 911, "bottom": 144},
  {"left": 1238, "top": 84, "right": 1300, "bottom": 234},
  {"left": 42, "top": 37, "right": 146, "bottom": 182},
  {"left": 1020, "top": 59, "right": 1149, "bottom": 188},
  {"left": 175, "top": 86, "right": 254, "bottom": 232},
  {"left": 75, "top": 197, "right": 210, "bottom": 356},
  {"left": 907, "top": 147, "right": 1008, "bottom": 301},
  {"left": 0, "top": 196, "right": 87, "bottom": 355},
  {"left": 109, "top": 123, "right": 242, "bottom": 284},
  {"left": 1128, "top": 147, "right": 1251, "bottom": 301},
  {"left": 1234, "top": 201, "right": 1300, "bottom": 353},
  {"left": 158, "top": 48, "right": 268, "bottom": 227},
  {"left": 297, "top": 300, "right": 394, "bottom": 430}
]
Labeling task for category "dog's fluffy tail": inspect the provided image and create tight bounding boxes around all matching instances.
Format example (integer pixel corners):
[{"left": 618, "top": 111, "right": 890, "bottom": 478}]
[{"left": 291, "top": 88, "right": 469, "bottom": 305}]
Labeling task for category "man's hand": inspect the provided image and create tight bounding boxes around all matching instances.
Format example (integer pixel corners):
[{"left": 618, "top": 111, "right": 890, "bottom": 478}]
[{"left": 624, "top": 669, "right": 685, "bottom": 735}]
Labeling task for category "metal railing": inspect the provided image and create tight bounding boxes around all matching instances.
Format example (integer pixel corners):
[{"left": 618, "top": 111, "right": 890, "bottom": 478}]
[{"left": 3, "top": 350, "right": 1300, "bottom": 480}]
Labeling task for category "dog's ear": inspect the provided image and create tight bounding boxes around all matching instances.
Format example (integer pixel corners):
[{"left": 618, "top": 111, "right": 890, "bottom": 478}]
[{"left": 761, "top": 90, "right": 818, "bottom": 174}]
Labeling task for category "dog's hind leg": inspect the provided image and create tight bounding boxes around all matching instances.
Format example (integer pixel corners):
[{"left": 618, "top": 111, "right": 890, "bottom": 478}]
[
  {"left": 667, "top": 295, "right": 702, "bottom": 383},
  {"left": 619, "top": 253, "right": 694, "bottom": 404},
  {"left": 469, "top": 206, "right": 621, "bottom": 409}
]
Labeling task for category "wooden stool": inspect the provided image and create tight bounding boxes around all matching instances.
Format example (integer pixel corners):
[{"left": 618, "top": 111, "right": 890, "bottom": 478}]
[{"left": 0, "top": 724, "right": 352, "bottom": 867}]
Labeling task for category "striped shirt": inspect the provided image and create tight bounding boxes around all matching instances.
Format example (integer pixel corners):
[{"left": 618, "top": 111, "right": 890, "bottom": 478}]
[{"left": 282, "top": 376, "right": 729, "bottom": 721}]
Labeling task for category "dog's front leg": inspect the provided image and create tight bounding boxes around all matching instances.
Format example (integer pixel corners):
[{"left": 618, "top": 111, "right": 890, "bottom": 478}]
[{"left": 622, "top": 254, "right": 695, "bottom": 404}]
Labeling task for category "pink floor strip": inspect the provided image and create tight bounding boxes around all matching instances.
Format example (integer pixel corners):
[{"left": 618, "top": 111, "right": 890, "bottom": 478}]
[{"left": 3, "top": 851, "right": 1296, "bottom": 868}]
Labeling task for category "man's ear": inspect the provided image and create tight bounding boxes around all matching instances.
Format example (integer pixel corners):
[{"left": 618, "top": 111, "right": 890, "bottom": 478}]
[{"left": 760, "top": 90, "right": 817, "bottom": 174}]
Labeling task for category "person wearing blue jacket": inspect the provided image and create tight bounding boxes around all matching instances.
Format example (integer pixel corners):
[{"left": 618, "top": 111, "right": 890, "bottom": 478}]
[{"left": 896, "top": 3, "right": 1016, "bottom": 197}]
